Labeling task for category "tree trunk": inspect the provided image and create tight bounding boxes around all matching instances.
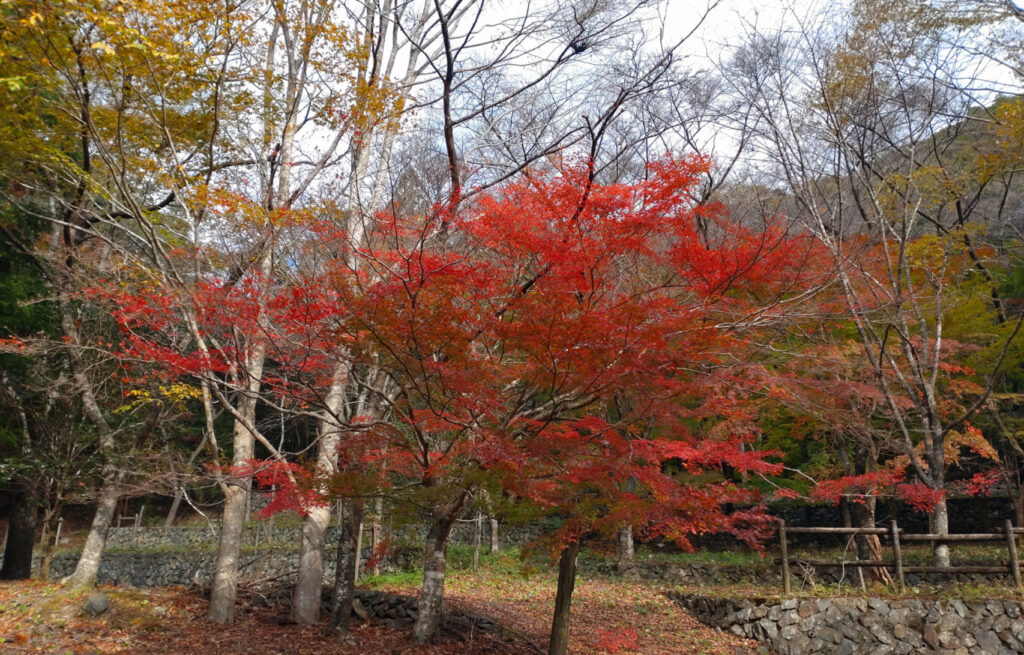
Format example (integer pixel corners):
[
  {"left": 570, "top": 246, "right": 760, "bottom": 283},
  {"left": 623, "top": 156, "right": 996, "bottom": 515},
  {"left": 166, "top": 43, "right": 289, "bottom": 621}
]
[
  {"left": 933, "top": 497, "right": 951, "bottom": 568},
  {"left": 59, "top": 281, "right": 123, "bottom": 590},
  {"left": 489, "top": 517, "right": 499, "bottom": 555},
  {"left": 473, "top": 509, "right": 482, "bottom": 568},
  {"left": 63, "top": 481, "right": 119, "bottom": 589},
  {"left": 208, "top": 392, "right": 261, "bottom": 623},
  {"left": 291, "top": 366, "right": 346, "bottom": 624},
  {"left": 548, "top": 539, "right": 581, "bottom": 655},
  {"left": 839, "top": 496, "right": 866, "bottom": 589},
  {"left": 331, "top": 499, "right": 363, "bottom": 630},
  {"left": 208, "top": 477, "right": 249, "bottom": 623},
  {"left": 412, "top": 506, "right": 462, "bottom": 644},
  {"left": 208, "top": 246, "right": 269, "bottom": 624},
  {"left": 1016, "top": 486, "right": 1024, "bottom": 530},
  {"left": 291, "top": 503, "right": 331, "bottom": 623},
  {"left": 370, "top": 495, "right": 383, "bottom": 576},
  {"left": 615, "top": 525, "right": 634, "bottom": 572},
  {"left": 38, "top": 506, "right": 61, "bottom": 581},
  {"left": 354, "top": 519, "right": 364, "bottom": 582},
  {"left": 165, "top": 488, "right": 184, "bottom": 529},
  {"left": 166, "top": 439, "right": 206, "bottom": 528},
  {"left": 851, "top": 497, "right": 892, "bottom": 585},
  {"left": 0, "top": 489, "right": 36, "bottom": 580}
]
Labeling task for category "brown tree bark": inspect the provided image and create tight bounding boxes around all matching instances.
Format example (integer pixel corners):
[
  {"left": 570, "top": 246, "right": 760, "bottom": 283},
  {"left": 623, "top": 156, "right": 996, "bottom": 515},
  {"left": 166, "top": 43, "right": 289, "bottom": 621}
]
[
  {"left": 615, "top": 525, "right": 634, "bottom": 572},
  {"left": 548, "top": 539, "right": 581, "bottom": 655},
  {"left": 851, "top": 497, "right": 893, "bottom": 585},
  {"left": 331, "top": 499, "right": 363, "bottom": 630},
  {"left": 412, "top": 497, "right": 465, "bottom": 644}
]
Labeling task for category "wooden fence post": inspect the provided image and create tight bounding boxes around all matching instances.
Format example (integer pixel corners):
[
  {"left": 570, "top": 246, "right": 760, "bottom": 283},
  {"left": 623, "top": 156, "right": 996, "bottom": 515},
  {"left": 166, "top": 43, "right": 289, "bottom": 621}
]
[
  {"left": 890, "top": 519, "right": 904, "bottom": 594},
  {"left": 780, "top": 519, "right": 791, "bottom": 594},
  {"left": 1006, "top": 519, "right": 1022, "bottom": 593}
]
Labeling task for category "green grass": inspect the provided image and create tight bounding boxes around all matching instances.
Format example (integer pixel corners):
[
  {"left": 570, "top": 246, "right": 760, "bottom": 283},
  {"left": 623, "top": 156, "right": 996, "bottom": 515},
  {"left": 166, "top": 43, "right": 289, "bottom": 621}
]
[{"left": 361, "top": 570, "right": 423, "bottom": 589}]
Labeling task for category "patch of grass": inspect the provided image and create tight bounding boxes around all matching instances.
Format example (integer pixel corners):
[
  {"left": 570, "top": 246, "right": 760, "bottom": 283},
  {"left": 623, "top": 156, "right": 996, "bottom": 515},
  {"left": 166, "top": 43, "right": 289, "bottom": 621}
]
[
  {"left": 446, "top": 545, "right": 529, "bottom": 575},
  {"left": 361, "top": 570, "right": 423, "bottom": 589},
  {"left": 638, "top": 548, "right": 768, "bottom": 566}
]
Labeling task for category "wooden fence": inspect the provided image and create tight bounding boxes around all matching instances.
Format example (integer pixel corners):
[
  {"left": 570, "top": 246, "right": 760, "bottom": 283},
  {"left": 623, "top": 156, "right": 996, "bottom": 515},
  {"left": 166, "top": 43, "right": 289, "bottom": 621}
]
[{"left": 777, "top": 518, "right": 1024, "bottom": 594}]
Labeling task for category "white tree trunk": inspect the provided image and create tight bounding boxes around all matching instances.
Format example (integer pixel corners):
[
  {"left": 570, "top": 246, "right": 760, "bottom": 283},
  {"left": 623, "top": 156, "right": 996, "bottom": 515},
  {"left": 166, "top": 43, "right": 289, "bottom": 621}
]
[
  {"left": 208, "top": 349, "right": 265, "bottom": 623},
  {"left": 412, "top": 506, "right": 461, "bottom": 644},
  {"left": 63, "top": 484, "right": 118, "bottom": 589},
  {"left": 291, "top": 504, "right": 332, "bottom": 623},
  {"left": 207, "top": 470, "right": 250, "bottom": 623},
  {"left": 291, "top": 365, "right": 346, "bottom": 623},
  {"left": 933, "top": 497, "right": 951, "bottom": 568}
]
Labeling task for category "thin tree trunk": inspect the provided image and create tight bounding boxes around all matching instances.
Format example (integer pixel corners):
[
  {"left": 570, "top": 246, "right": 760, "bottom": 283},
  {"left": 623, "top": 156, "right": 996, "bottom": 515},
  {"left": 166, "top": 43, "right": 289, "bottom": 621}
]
[
  {"left": 1016, "top": 486, "right": 1024, "bottom": 529},
  {"left": 63, "top": 482, "right": 119, "bottom": 588},
  {"left": 59, "top": 284, "right": 124, "bottom": 590},
  {"left": 615, "top": 525, "right": 634, "bottom": 572},
  {"left": 412, "top": 503, "right": 463, "bottom": 644},
  {"left": 370, "top": 495, "right": 383, "bottom": 576},
  {"left": 473, "top": 510, "right": 482, "bottom": 568},
  {"left": 165, "top": 487, "right": 184, "bottom": 529},
  {"left": 548, "top": 539, "right": 581, "bottom": 655},
  {"left": 0, "top": 489, "right": 36, "bottom": 580},
  {"left": 839, "top": 495, "right": 865, "bottom": 589},
  {"left": 489, "top": 517, "right": 499, "bottom": 554},
  {"left": 933, "top": 497, "right": 951, "bottom": 567},
  {"left": 331, "top": 499, "right": 363, "bottom": 630},
  {"left": 354, "top": 519, "right": 364, "bottom": 582},
  {"left": 38, "top": 505, "right": 61, "bottom": 581},
  {"left": 166, "top": 439, "right": 206, "bottom": 528}
]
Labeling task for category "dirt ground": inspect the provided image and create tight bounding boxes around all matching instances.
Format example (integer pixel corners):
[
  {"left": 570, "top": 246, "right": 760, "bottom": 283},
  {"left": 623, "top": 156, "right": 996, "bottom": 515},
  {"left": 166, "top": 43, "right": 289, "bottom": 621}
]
[{"left": 0, "top": 575, "right": 765, "bottom": 655}]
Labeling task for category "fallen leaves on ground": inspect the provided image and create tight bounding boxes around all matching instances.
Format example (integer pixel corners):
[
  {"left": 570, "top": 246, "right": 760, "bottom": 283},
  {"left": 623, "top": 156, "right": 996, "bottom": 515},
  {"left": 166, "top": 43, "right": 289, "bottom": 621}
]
[
  {"left": 0, "top": 580, "right": 528, "bottom": 655},
  {"left": 377, "top": 569, "right": 768, "bottom": 655},
  {"left": 0, "top": 571, "right": 767, "bottom": 654}
]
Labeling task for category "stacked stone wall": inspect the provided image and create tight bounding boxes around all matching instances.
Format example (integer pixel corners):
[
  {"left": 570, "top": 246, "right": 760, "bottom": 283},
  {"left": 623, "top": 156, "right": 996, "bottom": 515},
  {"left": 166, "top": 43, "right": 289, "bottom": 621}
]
[{"left": 673, "top": 593, "right": 1024, "bottom": 655}]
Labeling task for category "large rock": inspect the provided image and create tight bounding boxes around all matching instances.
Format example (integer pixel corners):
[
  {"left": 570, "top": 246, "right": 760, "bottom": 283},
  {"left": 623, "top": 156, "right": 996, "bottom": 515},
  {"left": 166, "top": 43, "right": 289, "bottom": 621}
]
[{"left": 82, "top": 592, "right": 110, "bottom": 616}]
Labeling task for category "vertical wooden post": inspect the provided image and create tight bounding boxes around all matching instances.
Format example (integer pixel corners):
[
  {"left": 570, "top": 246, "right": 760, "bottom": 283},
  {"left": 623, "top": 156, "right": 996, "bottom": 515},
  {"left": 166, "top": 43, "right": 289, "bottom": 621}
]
[
  {"left": 780, "top": 520, "right": 791, "bottom": 594},
  {"left": 890, "top": 520, "right": 904, "bottom": 594},
  {"left": 1006, "top": 519, "right": 1022, "bottom": 592}
]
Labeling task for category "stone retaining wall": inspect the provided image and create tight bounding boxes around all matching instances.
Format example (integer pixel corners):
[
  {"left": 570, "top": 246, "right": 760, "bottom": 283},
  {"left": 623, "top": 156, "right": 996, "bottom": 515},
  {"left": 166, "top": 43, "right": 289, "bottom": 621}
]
[
  {"left": 48, "top": 548, "right": 304, "bottom": 587},
  {"left": 673, "top": 593, "right": 1024, "bottom": 655},
  {"left": 106, "top": 517, "right": 547, "bottom": 551}
]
